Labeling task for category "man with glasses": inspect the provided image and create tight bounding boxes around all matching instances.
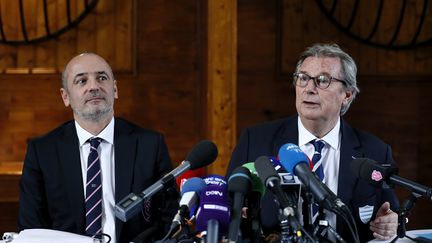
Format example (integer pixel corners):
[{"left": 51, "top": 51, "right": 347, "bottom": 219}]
[{"left": 227, "top": 43, "right": 399, "bottom": 242}]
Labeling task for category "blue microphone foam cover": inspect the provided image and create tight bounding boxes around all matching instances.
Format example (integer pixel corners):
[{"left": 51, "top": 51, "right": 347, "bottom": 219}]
[
  {"left": 278, "top": 143, "right": 309, "bottom": 175},
  {"left": 181, "top": 177, "right": 207, "bottom": 196}
]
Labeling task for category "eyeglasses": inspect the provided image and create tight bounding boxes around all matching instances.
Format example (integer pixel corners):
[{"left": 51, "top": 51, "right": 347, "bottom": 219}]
[{"left": 293, "top": 72, "right": 347, "bottom": 89}]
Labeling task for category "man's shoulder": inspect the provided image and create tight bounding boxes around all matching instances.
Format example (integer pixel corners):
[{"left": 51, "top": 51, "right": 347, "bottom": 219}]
[
  {"left": 114, "top": 117, "right": 164, "bottom": 138},
  {"left": 244, "top": 116, "right": 296, "bottom": 135},
  {"left": 343, "top": 120, "right": 390, "bottom": 150},
  {"left": 29, "top": 120, "right": 75, "bottom": 144},
  {"left": 246, "top": 116, "right": 295, "bottom": 130}
]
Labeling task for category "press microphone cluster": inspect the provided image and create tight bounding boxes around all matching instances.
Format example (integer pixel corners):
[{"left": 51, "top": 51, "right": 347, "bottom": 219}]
[
  {"left": 278, "top": 143, "right": 359, "bottom": 243},
  {"left": 278, "top": 143, "right": 346, "bottom": 212},
  {"left": 115, "top": 140, "right": 218, "bottom": 222}
]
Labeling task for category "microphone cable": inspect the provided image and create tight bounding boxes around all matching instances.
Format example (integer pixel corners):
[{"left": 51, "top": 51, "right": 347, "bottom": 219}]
[{"left": 331, "top": 206, "right": 359, "bottom": 243}]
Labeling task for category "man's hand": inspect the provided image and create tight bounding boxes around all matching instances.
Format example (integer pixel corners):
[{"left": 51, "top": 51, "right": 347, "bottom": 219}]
[{"left": 369, "top": 202, "right": 398, "bottom": 240}]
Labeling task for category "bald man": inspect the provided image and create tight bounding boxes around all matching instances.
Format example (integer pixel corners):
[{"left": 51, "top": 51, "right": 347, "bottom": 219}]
[{"left": 18, "top": 53, "right": 178, "bottom": 243}]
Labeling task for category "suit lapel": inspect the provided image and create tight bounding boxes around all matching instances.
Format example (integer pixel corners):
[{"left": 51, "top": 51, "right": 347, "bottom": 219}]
[
  {"left": 57, "top": 122, "right": 85, "bottom": 233},
  {"left": 273, "top": 116, "right": 299, "bottom": 156},
  {"left": 337, "top": 120, "right": 363, "bottom": 205},
  {"left": 113, "top": 118, "right": 136, "bottom": 238},
  {"left": 337, "top": 119, "right": 363, "bottom": 232}
]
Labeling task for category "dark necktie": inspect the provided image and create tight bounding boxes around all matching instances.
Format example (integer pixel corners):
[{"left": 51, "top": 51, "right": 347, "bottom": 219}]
[
  {"left": 310, "top": 139, "right": 325, "bottom": 219},
  {"left": 85, "top": 138, "right": 103, "bottom": 238},
  {"left": 310, "top": 139, "right": 325, "bottom": 181}
]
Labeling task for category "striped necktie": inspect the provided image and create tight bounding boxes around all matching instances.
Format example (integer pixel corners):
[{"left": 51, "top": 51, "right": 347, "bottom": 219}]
[
  {"left": 85, "top": 138, "right": 103, "bottom": 238},
  {"left": 310, "top": 139, "right": 325, "bottom": 219},
  {"left": 310, "top": 139, "right": 325, "bottom": 181}
]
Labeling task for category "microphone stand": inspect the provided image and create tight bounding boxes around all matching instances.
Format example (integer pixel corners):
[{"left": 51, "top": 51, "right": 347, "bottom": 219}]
[
  {"left": 207, "top": 219, "right": 219, "bottom": 243},
  {"left": 278, "top": 214, "right": 293, "bottom": 243},
  {"left": 390, "top": 192, "right": 421, "bottom": 243},
  {"left": 248, "top": 194, "right": 263, "bottom": 243},
  {"left": 302, "top": 190, "right": 314, "bottom": 233},
  {"left": 312, "top": 208, "right": 346, "bottom": 243}
]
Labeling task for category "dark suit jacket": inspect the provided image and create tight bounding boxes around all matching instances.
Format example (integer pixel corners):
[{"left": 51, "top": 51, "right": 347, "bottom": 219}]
[
  {"left": 227, "top": 115, "right": 399, "bottom": 242},
  {"left": 18, "top": 118, "right": 178, "bottom": 243}
]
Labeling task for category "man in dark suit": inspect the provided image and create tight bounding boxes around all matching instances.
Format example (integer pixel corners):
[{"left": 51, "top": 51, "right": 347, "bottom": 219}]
[
  {"left": 18, "top": 53, "right": 177, "bottom": 243},
  {"left": 227, "top": 43, "right": 399, "bottom": 242}
]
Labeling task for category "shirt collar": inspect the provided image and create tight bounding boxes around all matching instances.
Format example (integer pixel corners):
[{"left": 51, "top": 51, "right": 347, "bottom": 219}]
[
  {"left": 75, "top": 117, "right": 115, "bottom": 146},
  {"left": 297, "top": 116, "right": 341, "bottom": 150}
]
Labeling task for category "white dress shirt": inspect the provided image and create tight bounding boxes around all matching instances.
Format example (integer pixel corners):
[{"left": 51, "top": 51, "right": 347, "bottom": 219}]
[
  {"left": 297, "top": 117, "right": 341, "bottom": 232},
  {"left": 75, "top": 118, "right": 116, "bottom": 243}
]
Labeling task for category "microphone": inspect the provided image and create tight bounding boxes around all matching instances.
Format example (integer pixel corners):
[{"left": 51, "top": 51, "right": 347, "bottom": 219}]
[
  {"left": 242, "top": 163, "right": 265, "bottom": 196},
  {"left": 227, "top": 167, "right": 252, "bottom": 242},
  {"left": 242, "top": 163, "right": 264, "bottom": 243},
  {"left": 278, "top": 143, "right": 346, "bottom": 211},
  {"left": 196, "top": 185, "right": 230, "bottom": 243},
  {"left": 115, "top": 140, "right": 218, "bottom": 222},
  {"left": 351, "top": 158, "right": 432, "bottom": 200},
  {"left": 171, "top": 177, "right": 207, "bottom": 229},
  {"left": 254, "top": 156, "right": 298, "bottom": 219}
]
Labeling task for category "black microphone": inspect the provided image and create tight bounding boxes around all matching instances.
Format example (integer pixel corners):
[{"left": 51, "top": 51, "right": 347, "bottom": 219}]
[
  {"left": 242, "top": 163, "right": 264, "bottom": 242},
  {"left": 351, "top": 158, "right": 432, "bottom": 200},
  {"left": 278, "top": 143, "right": 346, "bottom": 211},
  {"left": 227, "top": 166, "right": 252, "bottom": 243},
  {"left": 115, "top": 140, "right": 218, "bottom": 222},
  {"left": 254, "top": 156, "right": 298, "bottom": 219}
]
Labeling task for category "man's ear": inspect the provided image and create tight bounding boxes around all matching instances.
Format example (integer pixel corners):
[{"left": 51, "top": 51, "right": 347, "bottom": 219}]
[
  {"left": 60, "top": 88, "right": 70, "bottom": 107},
  {"left": 114, "top": 80, "right": 118, "bottom": 99},
  {"left": 343, "top": 89, "right": 354, "bottom": 106}
]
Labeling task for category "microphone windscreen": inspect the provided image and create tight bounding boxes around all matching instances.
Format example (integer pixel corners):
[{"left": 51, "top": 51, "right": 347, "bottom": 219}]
[
  {"left": 254, "top": 156, "right": 278, "bottom": 185},
  {"left": 203, "top": 174, "right": 227, "bottom": 187},
  {"left": 228, "top": 167, "right": 252, "bottom": 194},
  {"left": 242, "top": 163, "right": 265, "bottom": 195},
  {"left": 278, "top": 143, "right": 310, "bottom": 174},
  {"left": 186, "top": 140, "right": 218, "bottom": 169},
  {"left": 350, "top": 158, "right": 395, "bottom": 187},
  {"left": 195, "top": 185, "right": 230, "bottom": 232},
  {"left": 181, "top": 177, "right": 207, "bottom": 196}
]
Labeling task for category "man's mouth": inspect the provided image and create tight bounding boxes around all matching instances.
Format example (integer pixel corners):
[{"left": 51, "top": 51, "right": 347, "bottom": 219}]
[
  {"left": 303, "top": 100, "right": 319, "bottom": 105},
  {"left": 85, "top": 97, "right": 104, "bottom": 103}
]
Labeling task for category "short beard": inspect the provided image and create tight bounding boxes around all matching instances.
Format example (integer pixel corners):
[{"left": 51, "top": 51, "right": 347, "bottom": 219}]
[{"left": 74, "top": 106, "right": 112, "bottom": 122}]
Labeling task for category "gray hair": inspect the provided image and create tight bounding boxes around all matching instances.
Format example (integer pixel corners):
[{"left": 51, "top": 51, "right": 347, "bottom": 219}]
[
  {"left": 295, "top": 43, "right": 360, "bottom": 116},
  {"left": 61, "top": 52, "right": 115, "bottom": 89}
]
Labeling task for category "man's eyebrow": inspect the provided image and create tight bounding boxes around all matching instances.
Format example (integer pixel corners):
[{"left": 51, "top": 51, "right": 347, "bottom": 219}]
[
  {"left": 73, "top": 72, "right": 88, "bottom": 80},
  {"left": 72, "top": 71, "right": 108, "bottom": 80},
  {"left": 96, "top": 71, "right": 108, "bottom": 76}
]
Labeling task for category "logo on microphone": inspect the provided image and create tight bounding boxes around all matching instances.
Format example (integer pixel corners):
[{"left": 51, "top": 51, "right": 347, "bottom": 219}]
[
  {"left": 206, "top": 190, "right": 223, "bottom": 196},
  {"left": 284, "top": 143, "right": 303, "bottom": 153},
  {"left": 371, "top": 170, "right": 383, "bottom": 182}
]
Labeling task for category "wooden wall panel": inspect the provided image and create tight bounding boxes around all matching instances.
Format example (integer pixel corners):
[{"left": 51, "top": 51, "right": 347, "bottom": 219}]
[
  {"left": 134, "top": 0, "right": 205, "bottom": 162},
  {"left": 0, "top": 0, "right": 133, "bottom": 74}
]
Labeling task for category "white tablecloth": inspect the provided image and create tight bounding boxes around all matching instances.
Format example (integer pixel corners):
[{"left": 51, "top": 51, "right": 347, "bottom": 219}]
[{"left": 369, "top": 229, "right": 432, "bottom": 243}]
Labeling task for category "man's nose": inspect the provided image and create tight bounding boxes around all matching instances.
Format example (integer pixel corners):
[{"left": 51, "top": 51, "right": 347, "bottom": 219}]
[
  {"left": 88, "top": 77, "right": 100, "bottom": 90},
  {"left": 304, "top": 78, "right": 317, "bottom": 91}
]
